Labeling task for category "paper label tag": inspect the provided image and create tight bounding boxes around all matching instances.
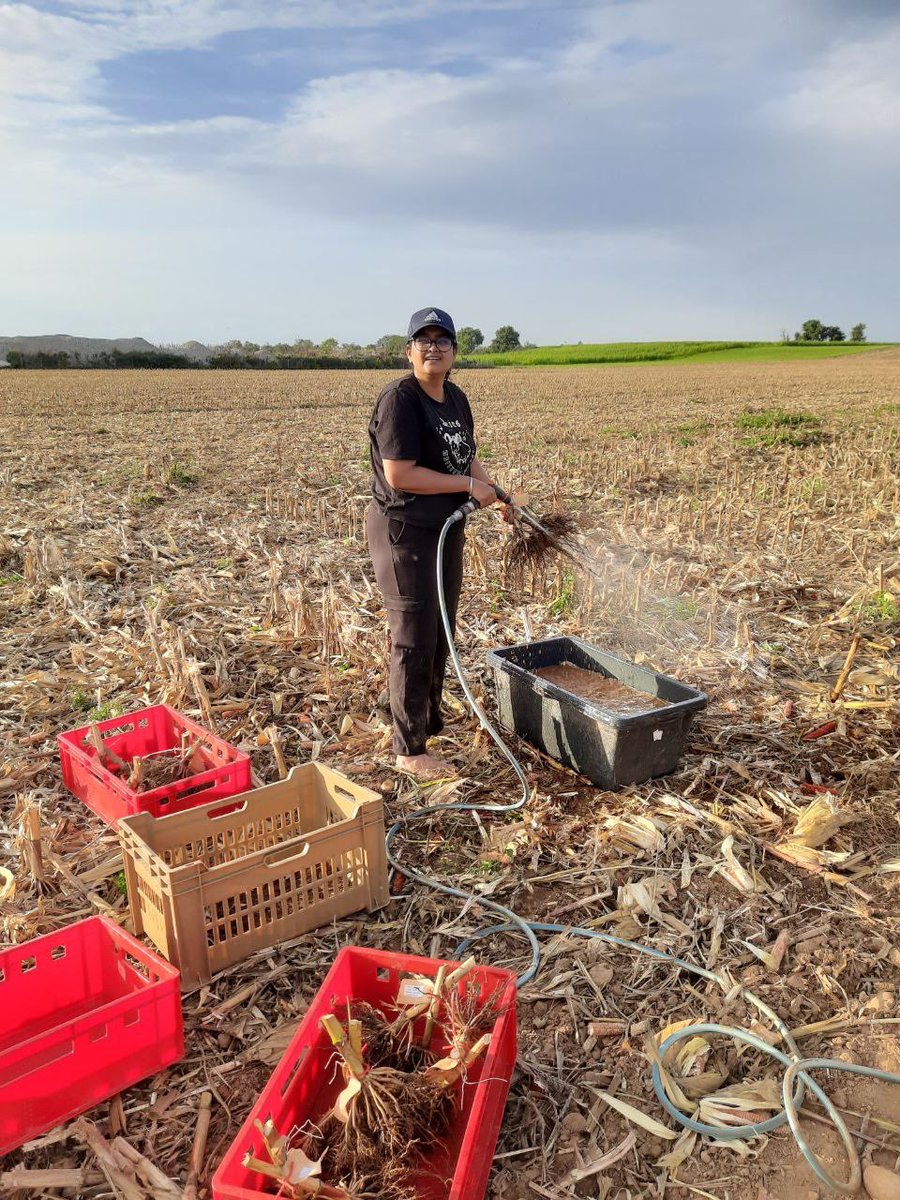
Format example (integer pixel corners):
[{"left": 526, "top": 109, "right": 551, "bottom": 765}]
[{"left": 396, "top": 975, "right": 435, "bottom": 1005}]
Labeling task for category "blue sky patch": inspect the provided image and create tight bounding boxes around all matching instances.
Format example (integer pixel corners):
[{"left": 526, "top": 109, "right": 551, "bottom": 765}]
[
  {"left": 97, "top": 30, "right": 331, "bottom": 124},
  {"left": 610, "top": 37, "right": 672, "bottom": 63},
  {"left": 95, "top": 9, "right": 568, "bottom": 125}
]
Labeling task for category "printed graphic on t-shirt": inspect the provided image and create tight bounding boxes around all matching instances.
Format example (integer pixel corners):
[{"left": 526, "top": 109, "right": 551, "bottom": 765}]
[{"left": 438, "top": 415, "right": 474, "bottom": 474}]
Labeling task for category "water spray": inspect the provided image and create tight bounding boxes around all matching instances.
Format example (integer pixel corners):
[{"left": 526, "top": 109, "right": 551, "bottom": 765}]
[{"left": 383, "top": 488, "right": 900, "bottom": 1195}]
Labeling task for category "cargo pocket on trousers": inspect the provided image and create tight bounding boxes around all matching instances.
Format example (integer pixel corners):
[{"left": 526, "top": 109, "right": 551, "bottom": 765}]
[
  {"left": 383, "top": 518, "right": 431, "bottom": 612},
  {"left": 384, "top": 594, "right": 425, "bottom": 613}
]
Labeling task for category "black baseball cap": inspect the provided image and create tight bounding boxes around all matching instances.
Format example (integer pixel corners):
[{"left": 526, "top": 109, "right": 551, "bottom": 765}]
[{"left": 407, "top": 307, "right": 456, "bottom": 342}]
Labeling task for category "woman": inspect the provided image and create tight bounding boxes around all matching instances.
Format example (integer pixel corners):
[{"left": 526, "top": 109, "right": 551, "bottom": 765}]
[{"left": 367, "top": 307, "right": 501, "bottom": 779}]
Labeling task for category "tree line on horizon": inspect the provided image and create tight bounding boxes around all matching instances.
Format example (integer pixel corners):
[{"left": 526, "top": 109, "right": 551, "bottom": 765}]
[
  {"left": 3, "top": 326, "right": 526, "bottom": 370},
  {"left": 786, "top": 319, "right": 867, "bottom": 344},
  {"left": 5, "top": 321, "right": 878, "bottom": 370}
]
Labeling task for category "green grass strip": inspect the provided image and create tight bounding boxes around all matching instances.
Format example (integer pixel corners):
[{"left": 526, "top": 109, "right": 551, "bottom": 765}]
[{"left": 469, "top": 342, "right": 894, "bottom": 367}]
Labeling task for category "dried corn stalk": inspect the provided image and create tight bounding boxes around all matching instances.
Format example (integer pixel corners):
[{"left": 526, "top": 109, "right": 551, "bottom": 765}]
[
  {"left": 618, "top": 880, "right": 691, "bottom": 936},
  {"left": 715, "top": 835, "right": 767, "bottom": 894},
  {"left": 603, "top": 814, "right": 666, "bottom": 855},
  {"left": 242, "top": 1120, "right": 348, "bottom": 1199},
  {"left": 789, "top": 795, "right": 853, "bottom": 848}
]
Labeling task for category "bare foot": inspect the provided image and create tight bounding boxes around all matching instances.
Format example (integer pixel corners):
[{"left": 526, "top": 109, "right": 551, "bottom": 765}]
[{"left": 395, "top": 753, "right": 456, "bottom": 781}]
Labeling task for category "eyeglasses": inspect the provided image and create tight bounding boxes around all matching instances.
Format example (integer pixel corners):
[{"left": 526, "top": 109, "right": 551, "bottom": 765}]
[{"left": 411, "top": 335, "right": 454, "bottom": 352}]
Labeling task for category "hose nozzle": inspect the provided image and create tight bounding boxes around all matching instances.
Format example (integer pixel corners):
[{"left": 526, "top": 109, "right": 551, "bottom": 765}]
[{"left": 449, "top": 498, "right": 479, "bottom": 523}]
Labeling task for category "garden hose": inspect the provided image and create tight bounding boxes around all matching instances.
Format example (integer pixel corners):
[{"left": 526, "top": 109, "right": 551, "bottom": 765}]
[
  {"left": 385, "top": 497, "right": 541, "bottom": 987},
  {"left": 381, "top": 501, "right": 900, "bottom": 1194}
]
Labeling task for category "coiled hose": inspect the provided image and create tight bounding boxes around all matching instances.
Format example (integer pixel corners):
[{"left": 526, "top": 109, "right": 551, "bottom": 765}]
[{"left": 382, "top": 503, "right": 900, "bottom": 1194}]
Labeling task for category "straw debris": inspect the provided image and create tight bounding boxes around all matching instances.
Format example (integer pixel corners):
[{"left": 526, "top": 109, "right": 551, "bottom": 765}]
[{"left": 1, "top": 360, "right": 898, "bottom": 1198}]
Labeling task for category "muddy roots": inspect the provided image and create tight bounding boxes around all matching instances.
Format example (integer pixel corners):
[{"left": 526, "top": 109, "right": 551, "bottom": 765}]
[
  {"left": 347, "top": 1002, "right": 432, "bottom": 1072},
  {"left": 305, "top": 1070, "right": 454, "bottom": 1197},
  {"left": 501, "top": 510, "right": 581, "bottom": 589}
]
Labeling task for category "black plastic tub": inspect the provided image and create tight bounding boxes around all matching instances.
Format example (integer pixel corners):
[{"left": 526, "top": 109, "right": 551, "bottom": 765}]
[{"left": 486, "top": 636, "right": 707, "bottom": 789}]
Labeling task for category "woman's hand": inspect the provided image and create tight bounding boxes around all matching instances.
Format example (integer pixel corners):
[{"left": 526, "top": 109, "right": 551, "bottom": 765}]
[
  {"left": 500, "top": 488, "right": 529, "bottom": 523},
  {"left": 471, "top": 478, "right": 499, "bottom": 508}
]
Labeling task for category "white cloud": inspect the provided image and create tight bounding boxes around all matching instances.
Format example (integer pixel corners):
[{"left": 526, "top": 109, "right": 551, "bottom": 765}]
[
  {"left": 29, "top": 0, "right": 533, "bottom": 53},
  {"left": 273, "top": 69, "right": 499, "bottom": 169},
  {"left": 0, "top": 1, "right": 540, "bottom": 110},
  {"left": 0, "top": 5, "right": 105, "bottom": 103},
  {"left": 563, "top": 0, "right": 791, "bottom": 73},
  {"left": 778, "top": 29, "right": 900, "bottom": 137},
  {"left": 2, "top": 0, "right": 899, "bottom": 340}
]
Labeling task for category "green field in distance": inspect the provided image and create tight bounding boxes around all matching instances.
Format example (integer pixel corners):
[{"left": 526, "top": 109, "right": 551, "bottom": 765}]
[{"left": 470, "top": 341, "right": 894, "bottom": 366}]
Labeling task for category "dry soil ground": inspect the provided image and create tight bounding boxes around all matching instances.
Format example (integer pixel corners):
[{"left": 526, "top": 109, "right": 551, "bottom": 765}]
[{"left": 0, "top": 354, "right": 898, "bottom": 1199}]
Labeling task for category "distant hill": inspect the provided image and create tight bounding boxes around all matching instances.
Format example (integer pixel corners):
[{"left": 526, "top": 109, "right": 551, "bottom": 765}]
[
  {"left": 0, "top": 334, "right": 220, "bottom": 364},
  {"left": 167, "top": 340, "right": 213, "bottom": 363},
  {"left": 0, "top": 333, "right": 158, "bottom": 358}
]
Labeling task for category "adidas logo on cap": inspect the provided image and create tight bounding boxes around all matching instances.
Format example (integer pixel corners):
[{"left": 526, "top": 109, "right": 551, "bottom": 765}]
[{"left": 408, "top": 306, "right": 455, "bottom": 340}]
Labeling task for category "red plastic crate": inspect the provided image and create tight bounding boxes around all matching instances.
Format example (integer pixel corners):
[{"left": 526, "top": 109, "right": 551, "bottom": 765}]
[
  {"left": 58, "top": 703, "right": 252, "bottom": 824},
  {"left": 0, "top": 915, "right": 183, "bottom": 1156},
  {"left": 212, "top": 947, "right": 517, "bottom": 1200}
]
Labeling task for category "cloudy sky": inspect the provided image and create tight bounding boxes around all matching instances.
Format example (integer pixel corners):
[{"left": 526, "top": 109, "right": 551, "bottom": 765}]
[{"left": 2, "top": 0, "right": 898, "bottom": 345}]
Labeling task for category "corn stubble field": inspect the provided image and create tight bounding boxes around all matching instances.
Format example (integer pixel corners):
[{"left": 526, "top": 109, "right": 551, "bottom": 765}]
[{"left": 1, "top": 353, "right": 899, "bottom": 1200}]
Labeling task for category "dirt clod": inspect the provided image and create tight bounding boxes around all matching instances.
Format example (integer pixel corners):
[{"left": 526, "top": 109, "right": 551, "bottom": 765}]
[
  {"left": 864, "top": 1163, "right": 900, "bottom": 1200},
  {"left": 561, "top": 1111, "right": 589, "bottom": 1134}
]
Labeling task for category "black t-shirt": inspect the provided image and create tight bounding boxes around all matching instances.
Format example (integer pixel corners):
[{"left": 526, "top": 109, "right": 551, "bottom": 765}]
[{"left": 369, "top": 374, "right": 477, "bottom": 528}]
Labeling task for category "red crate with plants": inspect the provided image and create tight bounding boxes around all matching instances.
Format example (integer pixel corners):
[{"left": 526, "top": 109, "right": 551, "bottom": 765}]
[
  {"left": 58, "top": 702, "right": 251, "bottom": 824},
  {"left": 212, "top": 946, "right": 517, "bottom": 1200}
]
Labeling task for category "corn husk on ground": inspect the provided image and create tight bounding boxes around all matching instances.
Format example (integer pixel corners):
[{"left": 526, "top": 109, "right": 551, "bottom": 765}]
[{"left": 0, "top": 358, "right": 898, "bottom": 1198}]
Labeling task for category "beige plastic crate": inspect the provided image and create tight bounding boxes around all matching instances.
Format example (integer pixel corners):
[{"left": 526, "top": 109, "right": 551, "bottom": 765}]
[{"left": 118, "top": 763, "right": 389, "bottom": 988}]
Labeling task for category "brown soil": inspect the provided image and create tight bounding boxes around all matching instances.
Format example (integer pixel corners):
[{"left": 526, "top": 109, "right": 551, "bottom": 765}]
[
  {"left": 533, "top": 661, "right": 668, "bottom": 714},
  {"left": 1, "top": 361, "right": 897, "bottom": 1200}
]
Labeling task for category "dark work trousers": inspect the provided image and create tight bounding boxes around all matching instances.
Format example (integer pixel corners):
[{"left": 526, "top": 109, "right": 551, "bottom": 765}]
[{"left": 366, "top": 502, "right": 465, "bottom": 756}]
